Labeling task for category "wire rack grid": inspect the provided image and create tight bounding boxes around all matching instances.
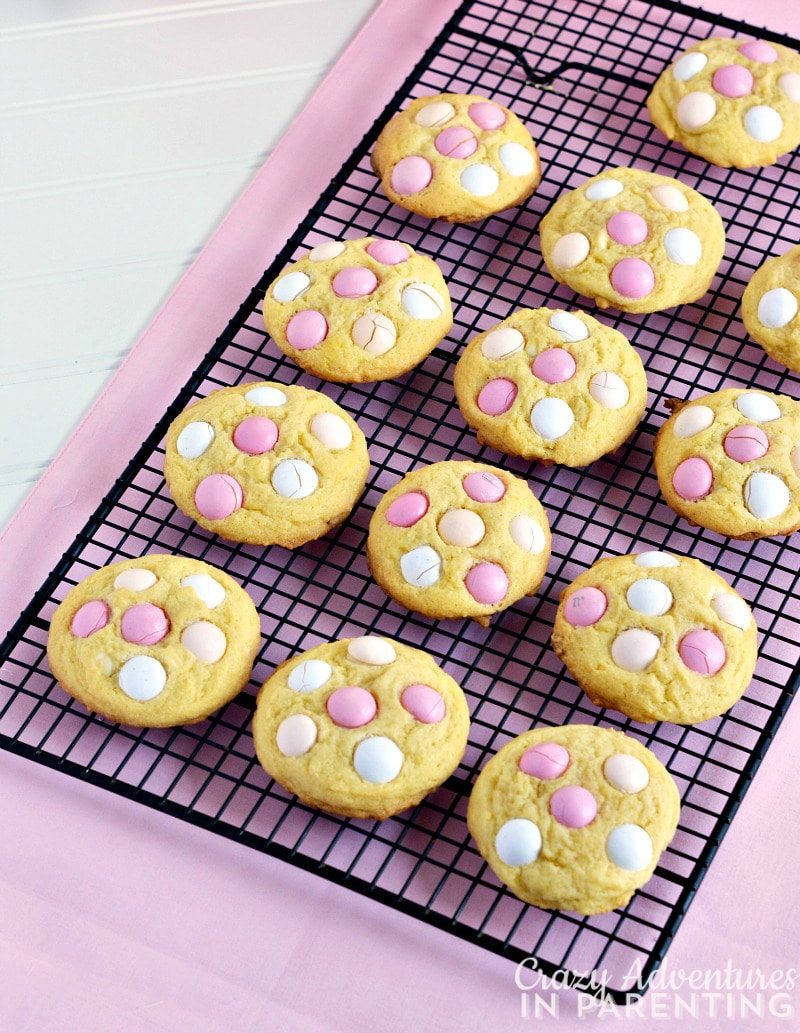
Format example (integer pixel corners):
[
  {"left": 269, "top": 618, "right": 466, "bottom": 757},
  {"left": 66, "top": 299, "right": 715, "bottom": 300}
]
[{"left": 2, "top": 0, "right": 800, "bottom": 1004}]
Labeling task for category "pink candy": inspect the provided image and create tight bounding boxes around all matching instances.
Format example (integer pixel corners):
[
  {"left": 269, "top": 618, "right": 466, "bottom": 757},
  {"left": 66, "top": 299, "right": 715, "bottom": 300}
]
[
  {"left": 672, "top": 456, "right": 713, "bottom": 501},
  {"left": 549, "top": 785, "right": 598, "bottom": 828},
  {"left": 606, "top": 211, "right": 648, "bottom": 247},
  {"left": 435, "top": 125, "right": 478, "bottom": 159},
  {"left": 391, "top": 155, "right": 433, "bottom": 195},
  {"left": 465, "top": 562, "right": 508, "bottom": 604},
  {"left": 531, "top": 348, "right": 576, "bottom": 384},
  {"left": 462, "top": 471, "right": 506, "bottom": 503},
  {"left": 286, "top": 309, "right": 328, "bottom": 350},
  {"left": 564, "top": 587, "right": 607, "bottom": 627},
  {"left": 70, "top": 599, "right": 110, "bottom": 638},
  {"left": 712, "top": 64, "right": 754, "bottom": 98},
  {"left": 739, "top": 40, "right": 778, "bottom": 64},
  {"left": 332, "top": 266, "right": 378, "bottom": 299},
  {"left": 468, "top": 101, "right": 506, "bottom": 130},
  {"left": 723, "top": 425, "right": 769, "bottom": 463},
  {"left": 232, "top": 415, "right": 278, "bottom": 455},
  {"left": 326, "top": 685, "right": 377, "bottom": 728},
  {"left": 401, "top": 683, "right": 446, "bottom": 724},
  {"left": 610, "top": 257, "right": 655, "bottom": 299},
  {"left": 385, "top": 491, "right": 429, "bottom": 527},
  {"left": 477, "top": 377, "right": 518, "bottom": 416},
  {"left": 679, "top": 629, "right": 727, "bottom": 675},
  {"left": 519, "top": 742, "right": 570, "bottom": 779},
  {"left": 195, "top": 473, "right": 244, "bottom": 520},
  {"left": 366, "top": 240, "right": 409, "bottom": 265},
  {"left": 121, "top": 603, "right": 170, "bottom": 646}
]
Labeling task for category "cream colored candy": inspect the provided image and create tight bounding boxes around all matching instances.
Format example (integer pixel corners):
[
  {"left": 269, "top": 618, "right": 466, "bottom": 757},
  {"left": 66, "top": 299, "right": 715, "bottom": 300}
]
[{"left": 347, "top": 636, "right": 397, "bottom": 666}]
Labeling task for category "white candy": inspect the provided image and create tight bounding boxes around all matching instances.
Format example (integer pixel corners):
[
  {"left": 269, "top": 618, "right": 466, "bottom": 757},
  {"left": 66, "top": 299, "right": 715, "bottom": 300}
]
[
  {"left": 114, "top": 568, "right": 158, "bottom": 591},
  {"left": 494, "top": 818, "right": 542, "bottom": 866},
  {"left": 673, "top": 404, "right": 715, "bottom": 438},
  {"left": 118, "top": 655, "right": 167, "bottom": 701},
  {"left": 277, "top": 714, "right": 317, "bottom": 756},
  {"left": 779, "top": 72, "right": 800, "bottom": 103},
  {"left": 180, "top": 573, "right": 225, "bottom": 608},
  {"left": 499, "top": 142, "right": 534, "bottom": 176},
  {"left": 735, "top": 391, "right": 781, "bottom": 422},
  {"left": 634, "top": 551, "right": 679, "bottom": 568},
  {"left": 347, "top": 636, "right": 397, "bottom": 665},
  {"left": 177, "top": 421, "right": 215, "bottom": 459},
  {"left": 509, "top": 515, "right": 546, "bottom": 555},
  {"left": 626, "top": 578, "right": 673, "bottom": 617},
  {"left": 585, "top": 178, "right": 624, "bottom": 201},
  {"left": 414, "top": 101, "right": 455, "bottom": 127},
  {"left": 272, "top": 271, "right": 311, "bottom": 302},
  {"left": 245, "top": 385, "right": 287, "bottom": 407},
  {"left": 310, "top": 412, "right": 352, "bottom": 450},
  {"left": 744, "top": 471, "right": 790, "bottom": 519},
  {"left": 711, "top": 592, "right": 751, "bottom": 632},
  {"left": 531, "top": 397, "right": 574, "bottom": 440},
  {"left": 663, "top": 227, "right": 702, "bottom": 266},
  {"left": 672, "top": 51, "right": 708, "bottom": 81},
  {"left": 744, "top": 105, "right": 783, "bottom": 143},
  {"left": 758, "top": 287, "right": 798, "bottom": 329},
  {"left": 271, "top": 458, "right": 319, "bottom": 499},
  {"left": 353, "top": 736, "right": 403, "bottom": 783},
  {"left": 401, "top": 282, "right": 446, "bottom": 319},
  {"left": 589, "top": 371, "right": 629, "bottom": 409},
  {"left": 611, "top": 628, "right": 660, "bottom": 672},
  {"left": 481, "top": 326, "right": 525, "bottom": 359},
  {"left": 287, "top": 659, "right": 333, "bottom": 692},
  {"left": 308, "top": 241, "right": 346, "bottom": 262},
  {"left": 603, "top": 754, "right": 650, "bottom": 794},
  {"left": 459, "top": 164, "right": 500, "bottom": 196},
  {"left": 549, "top": 311, "right": 589, "bottom": 342},
  {"left": 606, "top": 824, "right": 653, "bottom": 872},
  {"left": 400, "top": 545, "right": 441, "bottom": 587}
]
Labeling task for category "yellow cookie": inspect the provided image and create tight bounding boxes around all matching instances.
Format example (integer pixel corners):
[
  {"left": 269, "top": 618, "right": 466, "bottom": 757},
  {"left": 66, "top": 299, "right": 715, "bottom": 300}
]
[
  {"left": 366, "top": 460, "right": 551, "bottom": 626},
  {"left": 654, "top": 387, "right": 800, "bottom": 539},
  {"left": 262, "top": 237, "right": 453, "bottom": 383},
  {"left": 647, "top": 37, "right": 800, "bottom": 168},
  {"left": 539, "top": 166, "right": 725, "bottom": 313},
  {"left": 467, "top": 725, "right": 681, "bottom": 914},
  {"left": 252, "top": 635, "right": 470, "bottom": 820},
  {"left": 742, "top": 245, "right": 800, "bottom": 371},
  {"left": 164, "top": 381, "right": 369, "bottom": 547},
  {"left": 371, "top": 93, "right": 541, "bottom": 223},
  {"left": 551, "top": 552, "right": 757, "bottom": 725},
  {"left": 47, "top": 555, "right": 261, "bottom": 728},
  {"left": 453, "top": 307, "right": 647, "bottom": 466}
]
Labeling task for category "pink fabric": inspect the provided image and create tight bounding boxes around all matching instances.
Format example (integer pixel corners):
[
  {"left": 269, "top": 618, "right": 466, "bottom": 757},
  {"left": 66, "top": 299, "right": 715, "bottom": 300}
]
[{"left": 2, "top": 2, "right": 800, "bottom": 1031}]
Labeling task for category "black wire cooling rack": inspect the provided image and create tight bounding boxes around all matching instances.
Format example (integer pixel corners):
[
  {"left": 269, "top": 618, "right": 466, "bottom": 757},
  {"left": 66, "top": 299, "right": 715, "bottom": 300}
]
[{"left": 2, "top": 0, "right": 800, "bottom": 1004}]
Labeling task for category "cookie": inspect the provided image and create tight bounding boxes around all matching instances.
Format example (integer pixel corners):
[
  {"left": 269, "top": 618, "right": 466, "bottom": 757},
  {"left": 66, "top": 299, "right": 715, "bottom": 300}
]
[
  {"left": 742, "top": 245, "right": 800, "bottom": 372},
  {"left": 370, "top": 93, "right": 541, "bottom": 223},
  {"left": 47, "top": 555, "right": 261, "bottom": 728},
  {"left": 366, "top": 460, "right": 551, "bottom": 626},
  {"left": 467, "top": 725, "right": 681, "bottom": 914},
  {"left": 647, "top": 37, "right": 800, "bottom": 168},
  {"left": 453, "top": 307, "right": 648, "bottom": 466},
  {"left": 262, "top": 237, "right": 453, "bottom": 383},
  {"left": 252, "top": 635, "right": 470, "bottom": 820},
  {"left": 654, "top": 387, "right": 800, "bottom": 540},
  {"left": 539, "top": 166, "right": 725, "bottom": 313},
  {"left": 164, "top": 381, "right": 369, "bottom": 547},
  {"left": 551, "top": 552, "right": 757, "bottom": 725}
]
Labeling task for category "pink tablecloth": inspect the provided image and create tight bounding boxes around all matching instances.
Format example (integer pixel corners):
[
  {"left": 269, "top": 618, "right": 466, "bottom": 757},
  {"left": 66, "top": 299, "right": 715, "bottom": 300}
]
[{"left": 2, "top": 2, "right": 799, "bottom": 1030}]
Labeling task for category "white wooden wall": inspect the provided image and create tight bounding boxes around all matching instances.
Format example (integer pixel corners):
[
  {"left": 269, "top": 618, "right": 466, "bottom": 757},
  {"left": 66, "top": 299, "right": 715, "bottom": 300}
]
[{"left": 0, "top": 0, "right": 378, "bottom": 528}]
